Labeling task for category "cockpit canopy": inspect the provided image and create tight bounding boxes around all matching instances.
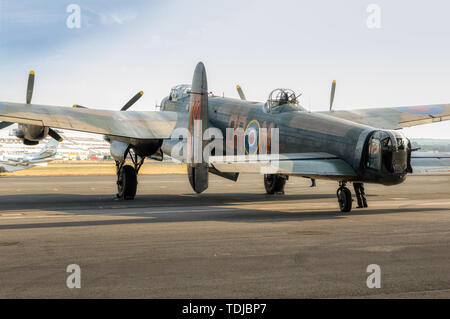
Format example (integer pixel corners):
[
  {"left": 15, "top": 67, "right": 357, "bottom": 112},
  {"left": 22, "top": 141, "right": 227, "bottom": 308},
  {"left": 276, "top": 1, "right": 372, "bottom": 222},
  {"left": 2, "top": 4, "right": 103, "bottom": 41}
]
[
  {"left": 169, "top": 84, "right": 191, "bottom": 101},
  {"left": 264, "top": 88, "right": 305, "bottom": 113}
]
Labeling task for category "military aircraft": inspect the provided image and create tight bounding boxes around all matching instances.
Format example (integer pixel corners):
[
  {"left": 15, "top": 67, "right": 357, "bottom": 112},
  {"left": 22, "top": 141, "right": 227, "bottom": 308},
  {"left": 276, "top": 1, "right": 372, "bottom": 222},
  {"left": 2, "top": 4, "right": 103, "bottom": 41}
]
[
  {"left": 0, "top": 138, "right": 59, "bottom": 173},
  {"left": 0, "top": 62, "right": 449, "bottom": 212}
]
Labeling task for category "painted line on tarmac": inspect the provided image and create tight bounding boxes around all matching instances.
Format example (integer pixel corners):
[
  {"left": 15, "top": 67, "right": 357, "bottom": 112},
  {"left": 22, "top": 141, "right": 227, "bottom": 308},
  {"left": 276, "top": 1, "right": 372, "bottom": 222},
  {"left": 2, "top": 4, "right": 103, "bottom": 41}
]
[
  {"left": 91, "top": 208, "right": 235, "bottom": 215},
  {"left": 0, "top": 208, "right": 234, "bottom": 220}
]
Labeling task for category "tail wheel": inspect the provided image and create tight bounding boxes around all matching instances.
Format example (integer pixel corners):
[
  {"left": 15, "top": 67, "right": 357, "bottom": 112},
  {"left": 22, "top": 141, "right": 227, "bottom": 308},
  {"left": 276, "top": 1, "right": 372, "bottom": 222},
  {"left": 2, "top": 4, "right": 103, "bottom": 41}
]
[
  {"left": 117, "top": 165, "right": 137, "bottom": 200},
  {"left": 264, "top": 174, "right": 287, "bottom": 195},
  {"left": 337, "top": 186, "right": 352, "bottom": 213}
]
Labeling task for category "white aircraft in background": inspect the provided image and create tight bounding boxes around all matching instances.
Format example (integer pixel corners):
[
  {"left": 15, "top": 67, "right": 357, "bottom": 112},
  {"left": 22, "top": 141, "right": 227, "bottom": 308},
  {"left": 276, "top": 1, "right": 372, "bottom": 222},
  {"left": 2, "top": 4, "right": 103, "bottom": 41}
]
[{"left": 0, "top": 139, "right": 59, "bottom": 173}]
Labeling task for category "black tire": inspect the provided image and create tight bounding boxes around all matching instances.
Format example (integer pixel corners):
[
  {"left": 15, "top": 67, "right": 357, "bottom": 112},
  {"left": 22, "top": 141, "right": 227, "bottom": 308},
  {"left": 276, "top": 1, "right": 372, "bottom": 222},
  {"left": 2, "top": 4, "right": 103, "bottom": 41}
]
[
  {"left": 264, "top": 174, "right": 287, "bottom": 195},
  {"left": 337, "top": 187, "right": 352, "bottom": 213},
  {"left": 117, "top": 165, "right": 137, "bottom": 200}
]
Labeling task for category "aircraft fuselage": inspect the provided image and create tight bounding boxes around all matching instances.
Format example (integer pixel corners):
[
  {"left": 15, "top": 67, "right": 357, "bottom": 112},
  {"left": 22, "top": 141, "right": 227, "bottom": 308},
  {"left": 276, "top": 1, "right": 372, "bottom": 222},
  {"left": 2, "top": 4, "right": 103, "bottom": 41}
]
[{"left": 160, "top": 94, "right": 410, "bottom": 186}]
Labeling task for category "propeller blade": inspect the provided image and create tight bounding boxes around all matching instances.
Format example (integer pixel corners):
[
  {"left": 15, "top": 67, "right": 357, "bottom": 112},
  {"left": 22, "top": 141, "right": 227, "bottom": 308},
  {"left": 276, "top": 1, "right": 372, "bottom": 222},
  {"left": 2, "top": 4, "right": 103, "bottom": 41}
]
[
  {"left": 121, "top": 91, "right": 144, "bottom": 111},
  {"left": 330, "top": 80, "right": 336, "bottom": 111},
  {"left": 48, "top": 128, "right": 63, "bottom": 142},
  {"left": 236, "top": 85, "right": 246, "bottom": 101},
  {"left": 26, "top": 70, "right": 35, "bottom": 104},
  {"left": 73, "top": 104, "right": 88, "bottom": 109},
  {"left": 0, "top": 122, "right": 14, "bottom": 129}
]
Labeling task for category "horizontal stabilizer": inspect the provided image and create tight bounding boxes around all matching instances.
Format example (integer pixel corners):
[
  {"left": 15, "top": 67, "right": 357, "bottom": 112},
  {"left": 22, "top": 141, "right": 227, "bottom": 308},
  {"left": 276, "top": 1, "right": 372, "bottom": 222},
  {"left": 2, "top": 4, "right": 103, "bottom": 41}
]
[
  {"left": 209, "top": 153, "right": 357, "bottom": 179},
  {"left": 411, "top": 152, "right": 450, "bottom": 173}
]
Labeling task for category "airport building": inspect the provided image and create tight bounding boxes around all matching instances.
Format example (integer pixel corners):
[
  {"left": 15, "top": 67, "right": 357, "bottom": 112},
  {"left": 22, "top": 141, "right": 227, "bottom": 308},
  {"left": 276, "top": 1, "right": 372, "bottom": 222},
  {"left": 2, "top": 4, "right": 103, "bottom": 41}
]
[{"left": 0, "top": 126, "right": 111, "bottom": 161}]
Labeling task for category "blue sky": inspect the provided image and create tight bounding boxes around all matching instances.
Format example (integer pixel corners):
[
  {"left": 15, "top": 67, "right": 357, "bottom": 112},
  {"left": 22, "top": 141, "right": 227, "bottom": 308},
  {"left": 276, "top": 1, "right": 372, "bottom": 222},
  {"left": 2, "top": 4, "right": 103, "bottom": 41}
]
[{"left": 0, "top": 0, "right": 450, "bottom": 138}]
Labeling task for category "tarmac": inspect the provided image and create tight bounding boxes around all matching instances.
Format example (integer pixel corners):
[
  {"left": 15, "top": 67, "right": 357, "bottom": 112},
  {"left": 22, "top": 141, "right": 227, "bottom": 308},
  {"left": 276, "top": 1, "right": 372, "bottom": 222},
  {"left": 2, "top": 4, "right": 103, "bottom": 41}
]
[{"left": 0, "top": 173, "right": 449, "bottom": 298}]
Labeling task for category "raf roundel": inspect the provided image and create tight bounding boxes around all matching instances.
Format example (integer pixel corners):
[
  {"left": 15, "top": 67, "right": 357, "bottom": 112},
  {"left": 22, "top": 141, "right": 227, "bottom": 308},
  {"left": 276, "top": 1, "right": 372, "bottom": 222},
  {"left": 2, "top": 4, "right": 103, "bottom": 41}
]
[
  {"left": 245, "top": 120, "right": 260, "bottom": 155},
  {"left": 396, "top": 105, "right": 445, "bottom": 115}
]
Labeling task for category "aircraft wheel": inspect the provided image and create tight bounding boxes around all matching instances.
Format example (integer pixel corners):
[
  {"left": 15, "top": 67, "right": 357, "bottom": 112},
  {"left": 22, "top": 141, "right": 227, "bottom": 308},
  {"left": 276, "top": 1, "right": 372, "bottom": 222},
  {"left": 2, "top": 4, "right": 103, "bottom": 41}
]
[
  {"left": 264, "top": 174, "right": 287, "bottom": 195},
  {"left": 337, "top": 186, "right": 352, "bottom": 213},
  {"left": 117, "top": 165, "right": 137, "bottom": 200}
]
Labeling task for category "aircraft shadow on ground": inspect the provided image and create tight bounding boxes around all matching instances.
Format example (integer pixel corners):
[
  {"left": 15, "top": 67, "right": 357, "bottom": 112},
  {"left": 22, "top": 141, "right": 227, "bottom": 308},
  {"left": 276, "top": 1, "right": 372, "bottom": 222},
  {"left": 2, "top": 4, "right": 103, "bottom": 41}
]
[
  {"left": 0, "top": 192, "right": 337, "bottom": 211},
  {"left": 0, "top": 193, "right": 446, "bottom": 230}
]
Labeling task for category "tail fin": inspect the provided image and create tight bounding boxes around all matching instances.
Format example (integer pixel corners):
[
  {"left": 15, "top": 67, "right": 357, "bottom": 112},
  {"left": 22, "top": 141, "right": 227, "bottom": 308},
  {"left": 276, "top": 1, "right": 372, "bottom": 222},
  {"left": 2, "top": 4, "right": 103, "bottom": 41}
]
[{"left": 187, "top": 62, "right": 209, "bottom": 194}]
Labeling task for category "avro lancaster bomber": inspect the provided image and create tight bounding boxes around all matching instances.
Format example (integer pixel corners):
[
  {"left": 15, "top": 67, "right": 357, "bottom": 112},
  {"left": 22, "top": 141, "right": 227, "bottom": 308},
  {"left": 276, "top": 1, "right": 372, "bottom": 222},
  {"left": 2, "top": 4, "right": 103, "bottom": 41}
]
[{"left": 1, "top": 63, "right": 449, "bottom": 212}]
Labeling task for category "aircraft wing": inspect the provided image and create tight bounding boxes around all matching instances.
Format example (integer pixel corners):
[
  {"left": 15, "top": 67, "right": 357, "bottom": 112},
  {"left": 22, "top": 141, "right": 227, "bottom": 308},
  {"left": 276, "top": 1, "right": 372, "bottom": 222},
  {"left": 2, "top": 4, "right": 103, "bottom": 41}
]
[
  {"left": 410, "top": 152, "right": 450, "bottom": 173},
  {"left": 209, "top": 153, "right": 357, "bottom": 179},
  {"left": 323, "top": 104, "right": 450, "bottom": 129},
  {"left": 0, "top": 163, "right": 35, "bottom": 173},
  {"left": 0, "top": 102, "right": 181, "bottom": 139}
]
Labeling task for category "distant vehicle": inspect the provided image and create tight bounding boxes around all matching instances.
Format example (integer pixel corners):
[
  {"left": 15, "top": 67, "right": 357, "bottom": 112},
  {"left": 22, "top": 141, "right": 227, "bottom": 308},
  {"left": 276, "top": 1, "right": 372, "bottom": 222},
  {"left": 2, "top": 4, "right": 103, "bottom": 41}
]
[{"left": 0, "top": 139, "right": 59, "bottom": 173}]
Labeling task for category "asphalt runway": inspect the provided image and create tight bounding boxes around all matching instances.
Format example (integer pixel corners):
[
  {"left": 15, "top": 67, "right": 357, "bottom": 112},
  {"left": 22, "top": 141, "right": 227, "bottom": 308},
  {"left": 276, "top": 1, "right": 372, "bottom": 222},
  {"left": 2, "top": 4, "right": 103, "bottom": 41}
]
[{"left": 0, "top": 173, "right": 449, "bottom": 298}]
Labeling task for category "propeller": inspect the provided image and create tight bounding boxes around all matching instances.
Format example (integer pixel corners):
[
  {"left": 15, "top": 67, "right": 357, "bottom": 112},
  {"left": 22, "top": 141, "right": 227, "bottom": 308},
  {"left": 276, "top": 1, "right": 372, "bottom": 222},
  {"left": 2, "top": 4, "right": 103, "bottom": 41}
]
[
  {"left": 236, "top": 85, "right": 246, "bottom": 101},
  {"left": 330, "top": 80, "right": 336, "bottom": 111},
  {"left": 73, "top": 91, "right": 143, "bottom": 113},
  {"left": 121, "top": 91, "right": 144, "bottom": 111},
  {"left": 48, "top": 128, "right": 63, "bottom": 142},
  {"left": 26, "top": 70, "right": 35, "bottom": 104},
  {"left": 1, "top": 70, "right": 36, "bottom": 130},
  {"left": 26, "top": 70, "right": 63, "bottom": 141}
]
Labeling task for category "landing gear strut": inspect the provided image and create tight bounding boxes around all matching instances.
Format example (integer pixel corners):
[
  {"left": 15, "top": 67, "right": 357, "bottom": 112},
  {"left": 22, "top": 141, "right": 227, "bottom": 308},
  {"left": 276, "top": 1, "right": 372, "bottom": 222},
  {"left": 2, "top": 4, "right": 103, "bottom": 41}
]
[
  {"left": 116, "top": 148, "right": 145, "bottom": 200},
  {"left": 337, "top": 182, "right": 352, "bottom": 213},
  {"left": 264, "top": 174, "right": 288, "bottom": 195}
]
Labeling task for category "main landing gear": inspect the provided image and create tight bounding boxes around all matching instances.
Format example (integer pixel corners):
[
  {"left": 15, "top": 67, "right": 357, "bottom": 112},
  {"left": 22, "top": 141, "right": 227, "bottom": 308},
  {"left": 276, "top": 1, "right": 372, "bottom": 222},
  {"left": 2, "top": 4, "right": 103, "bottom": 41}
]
[
  {"left": 336, "top": 182, "right": 368, "bottom": 213},
  {"left": 264, "top": 174, "right": 288, "bottom": 195},
  {"left": 116, "top": 148, "right": 145, "bottom": 200},
  {"left": 337, "top": 182, "right": 352, "bottom": 213}
]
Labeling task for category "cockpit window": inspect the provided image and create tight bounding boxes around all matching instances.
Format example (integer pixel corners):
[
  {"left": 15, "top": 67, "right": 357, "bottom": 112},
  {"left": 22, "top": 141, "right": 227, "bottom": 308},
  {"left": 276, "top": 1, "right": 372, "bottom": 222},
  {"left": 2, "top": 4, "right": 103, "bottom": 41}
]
[
  {"left": 382, "top": 137, "right": 392, "bottom": 148},
  {"left": 367, "top": 138, "right": 381, "bottom": 170},
  {"left": 396, "top": 137, "right": 407, "bottom": 150},
  {"left": 170, "top": 84, "right": 191, "bottom": 101}
]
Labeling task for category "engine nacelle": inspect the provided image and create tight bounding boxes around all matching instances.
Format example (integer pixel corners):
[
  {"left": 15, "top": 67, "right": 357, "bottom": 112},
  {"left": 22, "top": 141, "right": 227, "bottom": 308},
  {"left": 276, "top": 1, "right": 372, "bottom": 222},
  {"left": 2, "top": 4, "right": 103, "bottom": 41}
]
[
  {"left": 110, "top": 139, "right": 163, "bottom": 163},
  {"left": 110, "top": 140, "right": 129, "bottom": 163},
  {"left": 16, "top": 124, "right": 49, "bottom": 145}
]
